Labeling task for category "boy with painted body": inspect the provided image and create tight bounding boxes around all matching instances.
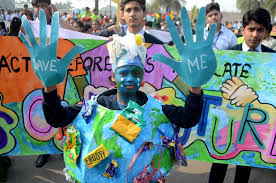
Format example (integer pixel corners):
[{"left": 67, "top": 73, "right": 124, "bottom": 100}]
[
  {"left": 42, "top": 31, "right": 203, "bottom": 183},
  {"left": 20, "top": 5, "right": 218, "bottom": 182}
]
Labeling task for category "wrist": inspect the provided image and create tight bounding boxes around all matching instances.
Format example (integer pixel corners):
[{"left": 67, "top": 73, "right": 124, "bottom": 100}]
[
  {"left": 107, "top": 27, "right": 112, "bottom": 33},
  {"left": 44, "top": 86, "right": 57, "bottom": 93},
  {"left": 190, "top": 87, "right": 201, "bottom": 95}
]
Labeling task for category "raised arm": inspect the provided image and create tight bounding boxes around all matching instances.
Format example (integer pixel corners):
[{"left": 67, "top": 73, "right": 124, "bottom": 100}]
[
  {"left": 162, "top": 91, "right": 203, "bottom": 128},
  {"left": 19, "top": 10, "right": 84, "bottom": 127},
  {"left": 42, "top": 89, "right": 81, "bottom": 128},
  {"left": 153, "top": 7, "right": 218, "bottom": 128}
]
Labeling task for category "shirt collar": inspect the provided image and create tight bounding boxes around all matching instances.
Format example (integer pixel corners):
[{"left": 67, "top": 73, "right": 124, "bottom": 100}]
[
  {"left": 126, "top": 27, "right": 145, "bottom": 35},
  {"left": 220, "top": 25, "right": 228, "bottom": 33},
  {"left": 242, "top": 42, "right": 262, "bottom": 52},
  {"left": 120, "top": 23, "right": 128, "bottom": 32},
  {"left": 205, "top": 23, "right": 223, "bottom": 34},
  {"left": 116, "top": 99, "right": 127, "bottom": 110},
  {"left": 35, "top": 17, "right": 52, "bottom": 25}
]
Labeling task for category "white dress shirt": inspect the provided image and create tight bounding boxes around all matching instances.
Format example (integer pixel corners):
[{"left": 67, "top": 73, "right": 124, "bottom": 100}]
[
  {"left": 204, "top": 25, "right": 237, "bottom": 50},
  {"left": 242, "top": 42, "right": 262, "bottom": 52}
]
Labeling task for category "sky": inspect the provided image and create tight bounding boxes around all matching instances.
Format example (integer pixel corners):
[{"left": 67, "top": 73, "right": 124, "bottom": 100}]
[
  {"left": 184, "top": 0, "right": 239, "bottom": 12},
  {"left": 51, "top": 0, "right": 240, "bottom": 13}
]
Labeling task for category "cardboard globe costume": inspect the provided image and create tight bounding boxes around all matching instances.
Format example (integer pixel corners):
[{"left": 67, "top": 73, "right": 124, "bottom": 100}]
[{"left": 63, "top": 34, "right": 184, "bottom": 183}]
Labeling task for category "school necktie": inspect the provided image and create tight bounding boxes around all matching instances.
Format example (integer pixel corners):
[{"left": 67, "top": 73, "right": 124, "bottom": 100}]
[
  {"left": 248, "top": 48, "right": 258, "bottom": 52},
  {"left": 121, "top": 26, "right": 126, "bottom": 36}
]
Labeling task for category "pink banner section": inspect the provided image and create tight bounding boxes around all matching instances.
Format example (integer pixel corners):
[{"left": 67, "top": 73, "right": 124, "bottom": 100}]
[
  {"left": 81, "top": 44, "right": 178, "bottom": 90},
  {"left": 267, "top": 120, "right": 276, "bottom": 159}
]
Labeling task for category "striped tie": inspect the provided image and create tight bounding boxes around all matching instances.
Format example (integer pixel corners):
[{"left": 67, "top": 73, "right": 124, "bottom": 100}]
[{"left": 249, "top": 48, "right": 257, "bottom": 52}]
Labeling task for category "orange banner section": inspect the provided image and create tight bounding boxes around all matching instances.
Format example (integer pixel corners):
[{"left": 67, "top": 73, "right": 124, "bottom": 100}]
[{"left": 0, "top": 37, "right": 86, "bottom": 104}]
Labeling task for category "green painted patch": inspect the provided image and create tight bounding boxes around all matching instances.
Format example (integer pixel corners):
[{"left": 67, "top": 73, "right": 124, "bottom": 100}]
[
  {"left": 164, "top": 44, "right": 181, "bottom": 61},
  {"left": 153, "top": 148, "right": 173, "bottom": 172},
  {"left": 70, "top": 39, "right": 107, "bottom": 52},
  {"left": 93, "top": 107, "right": 123, "bottom": 158},
  {"left": 150, "top": 108, "right": 170, "bottom": 139}
]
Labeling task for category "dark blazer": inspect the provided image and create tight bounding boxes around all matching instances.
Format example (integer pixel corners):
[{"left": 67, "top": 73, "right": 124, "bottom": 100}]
[
  {"left": 143, "top": 32, "right": 164, "bottom": 44},
  {"left": 120, "top": 31, "right": 164, "bottom": 44},
  {"left": 93, "top": 28, "right": 113, "bottom": 37},
  {"left": 229, "top": 43, "right": 276, "bottom": 53}
]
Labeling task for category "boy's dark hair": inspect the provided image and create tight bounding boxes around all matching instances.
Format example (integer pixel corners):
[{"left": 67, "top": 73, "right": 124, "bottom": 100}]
[
  {"left": 145, "top": 21, "right": 153, "bottom": 27},
  {"left": 8, "top": 17, "right": 22, "bottom": 36},
  {"left": 83, "top": 24, "right": 92, "bottom": 32},
  {"left": 242, "top": 8, "right": 272, "bottom": 33},
  {"left": 31, "top": 0, "right": 51, "bottom": 6},
  {"left": 120, "top": 0, "right": 146, "bottom": 11},
  {"left": 0, "top": 22, "right": 6, "bottom": 31},
  {"left": 205, "top": 2, "right": 220, "bottom": 14},
  {"left": 24, "top": 4, "right": 28, "bottom": 8},
  {"left": 75, "top": 20, "right": 84, "bottom": 28}
]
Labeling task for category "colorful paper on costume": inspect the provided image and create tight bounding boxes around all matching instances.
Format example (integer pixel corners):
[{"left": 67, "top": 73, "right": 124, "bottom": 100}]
[
  {"left": 111, "top": 100, "right": 145, "bottom": 143},
  {"left": 103, "top": 160, "right": 119, "bottom": 178},
  {"left": 64, "top": 95, "right": 174, "bottom": 183},
  {"left": 83, "top": 144, "right": 110, "bottom": 169},
  {"left": 64, "top": 125, "right": 81, "bottom": 169},
  {"left": 121, "top": 100, "right": 145, "bottom": 127}
]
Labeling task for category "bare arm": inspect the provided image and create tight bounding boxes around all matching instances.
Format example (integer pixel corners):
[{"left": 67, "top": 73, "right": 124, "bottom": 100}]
[{"left": 49, "top": 4, "right": 76, "bottom": 31}]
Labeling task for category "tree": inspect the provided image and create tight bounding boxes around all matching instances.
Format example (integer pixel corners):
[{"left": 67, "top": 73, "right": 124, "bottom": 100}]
[
  {"left": 236, "top": 0, "right": 276, "bottom": 21},
  {"left": 54, "top": 1, "right": 72, "bottom": 10},
  {"left": 146, "top": 2, "right": 153, "bottom": 13},
  {"left": 150, "top": 0, "right": 185, "bottom": 14},
  {"left": 190, "top": 5, "right": 199, "bottom": 22},
  {"left": 95, "top": 0, "right": 99, "bottom": 10},
  {"left": 100, "top": 5, "right": 117, "bottom": 16},
  {"left": 1, "top": 0, "right": 16, "bottom": 9},
  {"left": 236, "top": 0, "right": 261, "bottom": 12},
  {"left": 17, "top": 0, "right": 31, "bottom": 4},
  {"left": 263, "top": 0, "right": 276, "bottom": 20}
]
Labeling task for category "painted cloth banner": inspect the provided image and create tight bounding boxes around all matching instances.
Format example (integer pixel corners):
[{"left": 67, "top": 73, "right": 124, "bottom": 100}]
[
  {"left": 146, "top": 29, "right": 172, "bottom": 43},
  {"left": 29, "top": 19, "right": 108, "bottom": 40},
  {"left": 0, "top": 37, "right": 276, "bottom": 170}
]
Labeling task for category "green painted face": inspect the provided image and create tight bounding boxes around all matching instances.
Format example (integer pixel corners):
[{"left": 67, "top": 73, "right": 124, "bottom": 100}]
[{"left": 114, "top": 65, "right": 144, "bottom": 95}]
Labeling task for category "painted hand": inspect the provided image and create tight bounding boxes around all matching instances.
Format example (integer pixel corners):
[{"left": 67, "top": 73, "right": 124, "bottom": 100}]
[
  {"left": 221, "top": 76, "right": 244, "bottom": 99},
  {"left": 153, "top": 7, "right": 217, "bottom": 87},
  {"left": 19, "top": 10, "right": 84, "bottom": 87},
  {"left": 221, "top": 77, "right": 257, "bottom": 107}
]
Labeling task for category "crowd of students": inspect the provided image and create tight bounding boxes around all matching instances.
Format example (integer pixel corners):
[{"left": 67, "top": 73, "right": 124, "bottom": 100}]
[{"left": 1, "top": 3, "right": 276, "bottom": 50}]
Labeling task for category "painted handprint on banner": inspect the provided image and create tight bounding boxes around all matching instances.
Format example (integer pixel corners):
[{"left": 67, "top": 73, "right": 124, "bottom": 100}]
[
  {"left": 221, "top": 77, "right": 258, "bottom": 107},
  {"left": 211, "top": 76, "right": 276, "bottom": 161},
  {"left": 153, "top": 7, "right": 217, "bottom": 87}
]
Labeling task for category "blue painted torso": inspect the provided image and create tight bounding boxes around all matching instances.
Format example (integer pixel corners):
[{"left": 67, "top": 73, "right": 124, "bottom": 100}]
[{"left": 65, "top": 94, "right": 175, "bottom": 183}]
